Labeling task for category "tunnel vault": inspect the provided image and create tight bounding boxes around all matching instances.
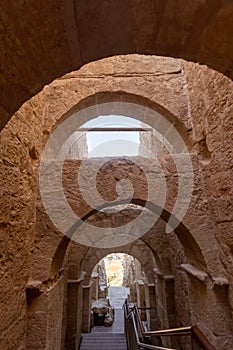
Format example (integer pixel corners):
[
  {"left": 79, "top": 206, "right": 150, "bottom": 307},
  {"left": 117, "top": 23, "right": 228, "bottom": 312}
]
[
  {"left": 0, "top": 54, "right": 233, "bottom": 349},
  {"left": 1, "top": 1, "right": 233, "bottom": 130}
]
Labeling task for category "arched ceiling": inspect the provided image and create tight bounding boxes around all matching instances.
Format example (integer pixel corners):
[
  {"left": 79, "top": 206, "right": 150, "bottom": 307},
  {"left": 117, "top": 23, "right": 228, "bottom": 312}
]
[
  {"left": 80, "top": 241, "right": 157, "bottom": 285},
  {"left": 1, "top": 0, "right": 233, "bottom": 130}
]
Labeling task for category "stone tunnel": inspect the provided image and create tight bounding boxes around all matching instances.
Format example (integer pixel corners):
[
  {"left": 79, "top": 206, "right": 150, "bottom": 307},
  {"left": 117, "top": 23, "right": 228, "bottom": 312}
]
[{"left": 0, "top": 2, "right": 233, "bottom": 349}]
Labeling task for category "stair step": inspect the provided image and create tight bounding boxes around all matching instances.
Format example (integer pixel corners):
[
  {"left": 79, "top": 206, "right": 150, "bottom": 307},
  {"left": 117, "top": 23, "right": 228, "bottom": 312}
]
[
  {"left": 80, "top": 344, "right": 127, "bottom": 349},
  {"left": 80, "top": 333, "right": 127, "bottom": 350},
  {"left": 80, "top": 346, "right": 127, "bottom": 349},
  {"left": 80, "top": 298, "right": 127, "bottom": 349}
]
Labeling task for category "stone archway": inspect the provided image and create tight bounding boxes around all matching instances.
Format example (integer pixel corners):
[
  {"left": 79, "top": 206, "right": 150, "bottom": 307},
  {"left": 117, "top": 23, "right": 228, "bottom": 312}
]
[
  {"left": 1, "top": 1, "right": 233, "bottom": 130},
  {"left": 79, "top": 244, "right": 157, "bottom": 334},
  {"left": 1, "top": 55, "right": 232, "bottom": 349}
]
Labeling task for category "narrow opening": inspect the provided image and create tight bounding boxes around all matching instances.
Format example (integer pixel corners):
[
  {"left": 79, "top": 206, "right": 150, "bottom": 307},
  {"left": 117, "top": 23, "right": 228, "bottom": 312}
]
[
  {"left": 104, "top": 253, "right": 125, "bottom": 286},
  {"left": 64, "top": 114, "right": 164, "bottom": 160},
  {"left": 83, "top": 115, "right": 141, "bottom": 157}
]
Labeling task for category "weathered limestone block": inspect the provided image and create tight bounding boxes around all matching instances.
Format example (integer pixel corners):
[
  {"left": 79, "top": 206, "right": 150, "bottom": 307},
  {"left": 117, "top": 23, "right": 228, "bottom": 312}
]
[{"left": 91, "top": 298, "right": 114, "bottom": 327}]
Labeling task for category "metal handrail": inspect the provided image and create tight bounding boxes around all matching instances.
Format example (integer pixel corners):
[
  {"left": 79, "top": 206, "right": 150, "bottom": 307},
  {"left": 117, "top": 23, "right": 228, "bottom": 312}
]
[
  {"left": 123, "top": 299, "right": 216, "bottom": 350},
  {"left": 135, "top": 303, "right": 146, "bottom": 336},
  {"left": 143, "top": 326, "right": 216, "bottom": 350},
  {"left": 123, "top": 299, "right": 176, "bottom": 350},
  {"left": 144, "top": 327, "right": 192, "bottom": 337},
  {"left": 131, "top": 313, "right": 175, "bottom": 350},
  {"left": 191, "top": 326, "right": 216, "bottom": 350}
]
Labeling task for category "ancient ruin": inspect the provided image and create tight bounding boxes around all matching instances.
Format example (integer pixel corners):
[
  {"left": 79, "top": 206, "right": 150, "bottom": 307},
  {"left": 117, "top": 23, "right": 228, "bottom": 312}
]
[{"left": 0, "top": 2, "right": 233, "bottom": 350}]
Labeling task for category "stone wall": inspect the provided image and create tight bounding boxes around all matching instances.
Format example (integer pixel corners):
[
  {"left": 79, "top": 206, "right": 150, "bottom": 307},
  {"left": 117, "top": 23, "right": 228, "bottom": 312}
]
[
  {"left": 122, "top": 255, "right": 136, "bottom": 288},
  {"left": 1, "top": 1, "right": 233, "bottom": 132},
  {"left": 26, "top": 277, "right": 64, "bottom": 349},
  {"left": 62, "top": 131, "right": 88, "bottom": 160},
  {"left": 31, "top": 54, "right": 193, "bottom": 282},
  {"left": 183, "top": 62, "right": 233, "bottom": 348},
  {"left": 0, "top": 54, "right": 232, "bottom": 349},
  {"left": 0, "top": 94, "right": 45, "bottom": 349},
  {"left": 139, "top": 123, "right": 169, "bottom": 157},
  {"left": 51, "top": 156, "right": 229, "bottom": 347}
]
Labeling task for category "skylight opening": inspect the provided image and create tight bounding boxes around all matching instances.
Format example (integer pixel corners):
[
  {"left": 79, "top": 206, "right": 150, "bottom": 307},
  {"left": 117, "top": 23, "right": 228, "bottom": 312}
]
[
  {"left": 82, "top": 115, "right": 141, "bottom": 158},
  {"left": 62, "top": 113, "right": 162, "bottom": 160}
]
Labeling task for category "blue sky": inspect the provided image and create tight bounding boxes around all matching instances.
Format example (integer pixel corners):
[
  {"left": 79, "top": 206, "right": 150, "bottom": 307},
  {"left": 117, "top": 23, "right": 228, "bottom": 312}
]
[{"left": 82, "top": 115, "right": 140, "bottom": 157}]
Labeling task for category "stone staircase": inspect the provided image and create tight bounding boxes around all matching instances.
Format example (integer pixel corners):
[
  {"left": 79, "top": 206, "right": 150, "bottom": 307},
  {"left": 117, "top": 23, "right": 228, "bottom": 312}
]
[
  {"left": 80, "top": 287, "right": 128, "bottom": 350},
  {"left": 80, "top": 332, "right": 127, "bottom": 350},
  {"left": 80, "top": 309, "right": 127, "bottom": 350}
]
